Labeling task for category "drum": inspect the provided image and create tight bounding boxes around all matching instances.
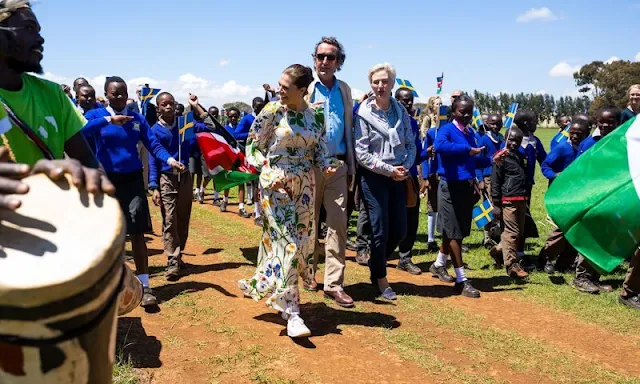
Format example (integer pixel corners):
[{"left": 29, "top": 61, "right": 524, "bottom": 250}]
[{"left": 0, "top": 174, "right": 134, "bottom": 383}]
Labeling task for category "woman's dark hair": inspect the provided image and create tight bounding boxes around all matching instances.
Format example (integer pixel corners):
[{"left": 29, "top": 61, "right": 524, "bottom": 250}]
[
  {"left": 451, "top": 94, "right": 474, "bottom": 112},
  {"left": 312, "top": 36, "right": 346, "bottom": 71},
  {"left": 283, "top": 64, "right": 314, "bottom": 92}
]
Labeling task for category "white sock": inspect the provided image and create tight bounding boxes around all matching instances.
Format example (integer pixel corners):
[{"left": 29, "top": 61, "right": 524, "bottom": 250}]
[
  {"left": 199, "top": 186, "right": 204, "bottom": 194},
  {"left": 223, "top": 196, "right": 229, "bottom": 203},
  {"left": 137, "top": 273, "right": 150, "bottom": 288},
  {"left": 427, "top": 212, "right": 436, "bottom": 242},
  {"left": 433, "top": 251, "right": 449, "bottom": 268},
  {"left": 214, "top": 191, "right": 219, "bottom": 200},
  {"left": 454, "top": 267, "right": 467, "bottom": 283},
  {"left": 239, "top": 203, "right": 245, "bottom": 210},
  {"left": 254, "top": 202, "right": 262, "bottom": 217},
  {"left": 193, "top": 188, "right": 198, "bottom": 194}
]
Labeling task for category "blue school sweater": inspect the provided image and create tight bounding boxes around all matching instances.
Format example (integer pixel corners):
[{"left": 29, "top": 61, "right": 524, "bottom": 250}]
[
  {"left": 550, "top": 127, "right": 569, "bottom": 150},
  {"left": 420, "top": 127, "right": 439, "bottom": 179},
  {"left": 577, "top": 135, "right": 600, "bottom": 156},
  {"left": 235, "top": 114, "right": 255, "bottom": 144},
  {"left": 541, "top": 141, "right": 578, "bottom": 180},
  {"left": 408, "top": 116, "right": 424, "bottom": 177},
  {"left": 148, "top": 120, "right": 210, "bottom": 189},
  {"left": 474, "top": 130, "right": 490, "bottom": 179},
  {"left": 82, "top": 107, "right": 171, "bottom": 174},
  {"left": 479, "top": 131, "right": 504, "bottom": 178},
  {"left": 434, "top": 122, "right": 491, "bottom": 181}
]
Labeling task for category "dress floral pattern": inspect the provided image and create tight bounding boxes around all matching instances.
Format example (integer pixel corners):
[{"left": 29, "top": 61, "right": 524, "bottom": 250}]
[{"left": 238, "top": 101, "right": 337, "bottom": 315}]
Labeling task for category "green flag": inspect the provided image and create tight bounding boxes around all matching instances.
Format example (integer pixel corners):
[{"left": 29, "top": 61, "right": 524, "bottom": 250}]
[{"left": 545, "top": 116, "right": 640, "bottom": 273}]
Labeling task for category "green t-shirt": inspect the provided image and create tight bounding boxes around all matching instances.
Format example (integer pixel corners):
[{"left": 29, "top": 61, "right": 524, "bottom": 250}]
[{"left": 0, "top": 73, "right": 87, "bottom": 165}]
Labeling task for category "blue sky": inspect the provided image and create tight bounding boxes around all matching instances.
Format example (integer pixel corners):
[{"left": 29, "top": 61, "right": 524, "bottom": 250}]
[{"left": 33, "top": 0, "right": 640, "bottom": 107}]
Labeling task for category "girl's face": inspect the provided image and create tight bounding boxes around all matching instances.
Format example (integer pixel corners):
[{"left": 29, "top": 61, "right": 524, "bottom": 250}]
[{"left": 453, "top": 100, "right": 473, "bottom": 127}]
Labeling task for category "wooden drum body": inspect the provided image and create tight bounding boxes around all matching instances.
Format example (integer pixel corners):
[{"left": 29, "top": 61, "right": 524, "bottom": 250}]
[{"left": 0, "top": 175, "right": 130, "bottom": 384}]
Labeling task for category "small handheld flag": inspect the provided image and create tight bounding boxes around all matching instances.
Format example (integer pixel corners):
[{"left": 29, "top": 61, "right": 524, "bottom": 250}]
[
  {"left": 396, "top": 78, "right": 419, "bottom": 98},
  {"left": 436, "top": 73, "right": 444, "bottom": 95},
  {"left": 472, "top": 108, "right": 484, "bottom": 130},
  {"left": 503, "top": 103, "right": 518, "bottom": 129},
  {"left": 437, "top": 105, "right": 449, "bottom": 129},
  {"left": 178, "top": 112, "right": 195, "bottom": 143},
  {"left": 472, "top": 199, "right": 494, "bottom": 229},
  {"left": 140, "top": 87, "right": 161, "bottom": 116}
]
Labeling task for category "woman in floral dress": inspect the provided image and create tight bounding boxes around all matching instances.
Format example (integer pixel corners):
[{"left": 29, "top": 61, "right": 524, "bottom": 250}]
[{"left": 239, "top": 64, "right": 337, "bottom": 338}]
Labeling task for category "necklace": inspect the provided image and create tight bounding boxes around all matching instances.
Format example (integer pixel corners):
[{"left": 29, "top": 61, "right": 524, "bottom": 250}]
[{"left": 1, "top": 133, "right": 16, "bottom": 162}]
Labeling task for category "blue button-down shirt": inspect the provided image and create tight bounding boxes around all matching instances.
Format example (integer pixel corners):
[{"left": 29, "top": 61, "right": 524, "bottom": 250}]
[{"left": 311, "top": 79, "right": 346, "bottom": 157}]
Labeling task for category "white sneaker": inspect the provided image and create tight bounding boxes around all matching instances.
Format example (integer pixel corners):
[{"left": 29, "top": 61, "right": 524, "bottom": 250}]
[{"left": 287, "top": 314, "right": 311, "bottom": 338}]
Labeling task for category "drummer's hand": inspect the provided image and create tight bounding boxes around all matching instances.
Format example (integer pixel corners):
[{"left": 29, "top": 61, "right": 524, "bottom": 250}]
[
  {"left": 32, "top": 158, "right": 116, "bottom": 196},
  {"left": 168, "top": 158, "right": 185, "bottom": 172},
  {"left": 152, "top": 189, "right": 161, "bottom": 206},
  {"left": 0, "top": 147, "right": 30, "bottom": 210}
]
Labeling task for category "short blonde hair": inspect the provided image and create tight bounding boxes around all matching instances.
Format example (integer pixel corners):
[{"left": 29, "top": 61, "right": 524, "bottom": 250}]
[{"left": 368, "top": 63, "right": 396, "bottom": 85}]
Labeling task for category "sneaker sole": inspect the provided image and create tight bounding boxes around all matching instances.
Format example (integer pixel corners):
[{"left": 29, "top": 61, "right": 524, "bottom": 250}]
[
  {"left": 288, "top": 330, "right": 311, "bottom": 338},
  {"left": 618, "top": 296, "right": 640, "bottom": 310},
  {"left": 397, "top": 265, "right": 422, "bottom": 275},
  {"left": 572, "top": 284, "right": 600, "bottom": 294}
]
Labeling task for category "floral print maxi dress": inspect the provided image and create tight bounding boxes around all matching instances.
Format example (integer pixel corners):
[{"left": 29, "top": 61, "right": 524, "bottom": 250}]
[{"left": 238, "top": 101, "right": 333, "bottom": 316}]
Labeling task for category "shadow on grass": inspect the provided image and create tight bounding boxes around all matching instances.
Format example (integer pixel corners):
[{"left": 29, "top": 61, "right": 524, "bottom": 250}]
[
  {"left": 203, "top": 247, "right": 224, "bottom": 255},
  {"left": 254, "top": 302, "right": 401, "bottom": 347},
  {"left": 240, "top": 246, "right": 259, "bottom": 265},
  {"left": 154, "top": 281, "right": 237, "bottom": 304},
  {"left": 116, "top": 316, "right": 162, "bottom": 369}
]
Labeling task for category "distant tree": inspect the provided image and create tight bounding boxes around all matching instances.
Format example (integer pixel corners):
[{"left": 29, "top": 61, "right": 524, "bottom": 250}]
[
  {"left": 574, "top": 60, "right": 640, "bottom": 115},
  {"left": 223, "top": 101, "right": 252, "bottom": 114}
]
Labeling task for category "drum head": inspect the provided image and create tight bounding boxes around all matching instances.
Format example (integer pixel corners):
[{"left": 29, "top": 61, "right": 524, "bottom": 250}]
[{"left": 0, "top": 174, "right": 125, "bottom": 307}]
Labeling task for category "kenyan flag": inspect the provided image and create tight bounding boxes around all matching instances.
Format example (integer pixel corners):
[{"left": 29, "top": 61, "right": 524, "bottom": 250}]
[
  {"left": 197, "top": 131, "right": 258, "bottom": 192},
  {"left": 545, "top": 116, "right": 640, "bottom": 272}
]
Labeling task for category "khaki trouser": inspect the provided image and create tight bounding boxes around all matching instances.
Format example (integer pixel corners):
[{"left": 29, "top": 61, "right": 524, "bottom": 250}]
[
  {"left": 575, "top": 253, "right": 601, "bottom": 281},
  {"left": 497, "top": 200, "right": 526, "bottom": 267},
  {"left": 313, "top": 163, "right": 348, "bottom": 292},
  {"left": 622, "top": 249, "right": 640, "bottom": 299},
  {"left": 160, "top": 173, "right": 193, "bottom": 264}
]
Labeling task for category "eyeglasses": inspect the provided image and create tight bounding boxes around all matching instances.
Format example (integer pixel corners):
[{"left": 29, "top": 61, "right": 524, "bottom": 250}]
[{"left": 315, "top": 53, "right": 337, "bottom": 62}]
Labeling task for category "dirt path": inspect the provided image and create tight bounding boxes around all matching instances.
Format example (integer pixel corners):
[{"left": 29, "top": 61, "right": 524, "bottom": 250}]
[{"left": 117, "top": 199, "right": 640, "bottom": 384}]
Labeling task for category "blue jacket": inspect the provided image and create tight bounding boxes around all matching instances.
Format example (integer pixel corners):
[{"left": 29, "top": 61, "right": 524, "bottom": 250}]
[
  {"left": 474, "top": 130, "right": 491, "bottom": 179},
  {"left": 541, "top": 141, "right": 578, "bottom": 180},
  {"left": 408, "top": 116, "right": 424, "bottom": 177},
  {"left": 577, "top": 135, "right": 600, "bottom": 157},
  {"left": 148, "top": 120, "right": 210, "bottom": 189},
  {"left": 234, "top": 114, "right": 255, "bottom": 143},
  {"left": 434, "top": 122, "right": 491, "bottom": 181},
  {"left": 550, "top": 127, "right": 569, "bottom": 150},
  {"left": 420, "top": 127, "right": 438, "bottom": 179},
  {"left": 82, "top": 108, "right": 171, "bottom": 174}
]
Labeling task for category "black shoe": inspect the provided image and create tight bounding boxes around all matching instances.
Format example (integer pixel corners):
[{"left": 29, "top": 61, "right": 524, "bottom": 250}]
[
  {"left": 572, "top": 278, "right": 600, "bottom": 294},
  {"left": 355, "top": 250, "right": 370, "bottom": 266},
  {"left": 506, "top": 263, "right": 529, "bottom": 279},
  {"left": 454, "top": 280, "right": 481, "bottom": 298},
  {"left": 166, "top": 263, "right": 181, "bottom": 281},
  {"left": 219, "top": 200, "right": 227, "bottom": 212},
  {"left": 619, "top": 295, "right": 640, "bottom": 310},
  {"left": 238, "top": 208, "right": 251, "bottom": 218},
  {"left": 426, "top": 241, "right": 439, "bottom": 253},
  {"left": 346, "top": 239, "right": 358, "bottom": 252},
  {"left": 141, "top": 287, "right": 158, "bottom": 307},
  {"left": 254, "top": 216, "right": 264, "bottom": 227},
  {"left": 543, "top": 261, "right": 556, "bottom": 274},
  {"left": 429, "top": 263, "right": 454, "bottom": 283},
  {"left": 397, "top": 261, "right": 422, "bottom": 275},
  {"left": 519, "top": 255, "right": 536, "bottom": 272}
]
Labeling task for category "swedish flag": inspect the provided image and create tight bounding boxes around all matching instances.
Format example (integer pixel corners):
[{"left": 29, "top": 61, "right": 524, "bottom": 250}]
[
  {"left": 178, "top": 111, "right": 195, "bottom": 143},
  {"left": 472, "top": 199, "right": 494, "bottom": 229},
  {"left": 140, "top": 87, "right": 161, "bottom": 115},
  {"left": 472, "top": 108, "right": 484, "bottom": 130},
  {"left": 437, "top": 105, "right": 449, "bottom": 128},
  {"left": 396, "top": 78, "right": 419, "bottom": 98},
  {"left": 503, "top": 103, "right": 518, "bottom": 129}
]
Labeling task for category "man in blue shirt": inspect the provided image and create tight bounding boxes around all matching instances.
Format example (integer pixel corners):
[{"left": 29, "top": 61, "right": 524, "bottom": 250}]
[{"left": 305, "top": 36, "right": 356, "bottom": 308}]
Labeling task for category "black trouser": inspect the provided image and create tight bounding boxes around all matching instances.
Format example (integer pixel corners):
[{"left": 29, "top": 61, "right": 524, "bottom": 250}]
[{"left": 398, "top": 176, "right": 420, "bottom": 264}]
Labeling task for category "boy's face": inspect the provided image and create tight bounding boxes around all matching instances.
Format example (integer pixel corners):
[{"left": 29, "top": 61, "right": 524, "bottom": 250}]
[
  {"left": 507, "top": 133, "right": 523, "bottom": 152},
  {"left": 598, "top": 111, "right": 619, "bottom": 137},
  {"left": 486, "top": 115, "right": 502, "bottom": 133},
  {"left": 569, "top": 123, "right": 588, "bottom": 146}
]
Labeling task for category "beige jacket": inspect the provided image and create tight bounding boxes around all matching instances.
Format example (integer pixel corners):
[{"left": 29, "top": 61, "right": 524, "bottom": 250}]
[{"left": 305, "top": 79, "right": 356, "bottom": 175}]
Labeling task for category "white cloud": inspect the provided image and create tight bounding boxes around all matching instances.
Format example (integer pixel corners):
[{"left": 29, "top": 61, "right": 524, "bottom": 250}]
[
  {"left": 39, "top": 72, "right": 67, "bottom": 84},
  {"left": 549, "top": 61, "right": 580, "bottom": 77},
  {"left": 604, "top": 56, "right": 620, "bottom": 64},
  {"left": 635, "top": 52, "right": 640, "bottom": 62},
  {"left": 218, "top": 59, "right": 230, "bottom": 67},
  {"left": 516, "top": 7, "right": 558, "bottom": 23}
]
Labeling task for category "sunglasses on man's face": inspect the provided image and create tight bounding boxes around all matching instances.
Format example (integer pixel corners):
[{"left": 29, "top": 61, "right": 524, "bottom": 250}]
[{"left": 315, "top": 53, "right": 337, "bottom": 62}]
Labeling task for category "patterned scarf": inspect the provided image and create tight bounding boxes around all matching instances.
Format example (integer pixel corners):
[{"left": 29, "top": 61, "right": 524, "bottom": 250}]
[{"left": 0, "top": 1, "right": 30, "bottom": 23}]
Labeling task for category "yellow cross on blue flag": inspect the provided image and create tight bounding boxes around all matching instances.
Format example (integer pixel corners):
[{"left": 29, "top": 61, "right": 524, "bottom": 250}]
[
  {"left": 437, "top": 105, "right": 449, "bottom": 128},
  {"left": 178, "top": 112, "right": 195, "bottom": 143},
  {"left": 140, "top": 87, "right": 161, "bottom": 115},
  {"left": 396, "top": 78, "right": 419, "bottom": 98},
  {"left": 472, "top": 199, "right": 494, "bottom": 228},
  {"left": 472, "top": 108, "right": 484, "bottom": 130},
  {"left": 503, "top": 103, "right": 518, "bottom": 129}
]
